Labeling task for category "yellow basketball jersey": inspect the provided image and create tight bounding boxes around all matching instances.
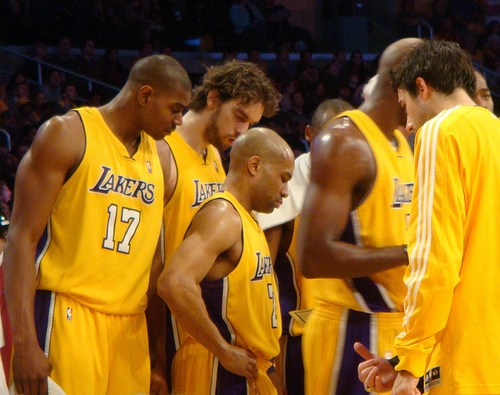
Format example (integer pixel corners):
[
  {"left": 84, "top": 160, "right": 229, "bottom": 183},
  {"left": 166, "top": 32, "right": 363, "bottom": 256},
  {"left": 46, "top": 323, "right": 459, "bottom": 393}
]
[
  {"left": 163, "top": 131, "right": 225, "bottom": 264},
  {"left": 36, "top": 107, "right": 164, "bottom": 315},
  {"left": 396, "top": 106, "right": 500, "bottom": 393},
  {"left": 314, "top": 110, "right": 414, "bottom": 313},
  {"left": 191, "top": 191, "right": 282, "bottom": 367}
]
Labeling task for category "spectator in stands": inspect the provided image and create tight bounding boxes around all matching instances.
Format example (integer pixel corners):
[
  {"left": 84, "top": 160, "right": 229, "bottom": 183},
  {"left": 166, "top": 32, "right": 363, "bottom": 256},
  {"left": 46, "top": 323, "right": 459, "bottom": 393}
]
[
  {"left": 16, "top": 41, "right": 50, "bottom": 84},
  {"left": 268, "top": 45, "right": 297, "bottom": 89},
  {"left": 434, "top": 17, "right": 462, "bottom": 43},
  {"left": 229, "top": 0, "right": 269, "bottom": 51},
  {"left": 76, "top": 38, "right": 100, "bottom": 80},
  {"left": 99, "top": 48, "right": 128, "bottom": 88},
  {"left": 59, "top": 84, "right": 84, "bottom": 113},
  {"left": 0, "top": 85, "right": 8, "bottom": 115},
  {"left": 343, "top": 50, "right": 370, "bottom": 87},
  {"left": 40, "top": 69, "right": 64, "bottom": 103},
  {"left": 48, "top": 36, "right": 78, "bottom": 73},
  {"left": 260, "top": 0, "right": 315, "bottom": 51},
  {"left": 323, "top": 58, "right": 342, "bottom": 98}
]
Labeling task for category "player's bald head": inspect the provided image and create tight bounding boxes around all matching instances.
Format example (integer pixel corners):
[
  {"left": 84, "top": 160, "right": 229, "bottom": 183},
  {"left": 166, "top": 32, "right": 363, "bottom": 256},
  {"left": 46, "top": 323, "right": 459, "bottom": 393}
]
[
  {"left": 229, "top": 127, "right": 294, "bottom": 171},
  {"left": 310, "top": 99, "right": 353, "bottom": 138},
  {"left": 378, "top": 38, "right": 422, "bottom": 76}
]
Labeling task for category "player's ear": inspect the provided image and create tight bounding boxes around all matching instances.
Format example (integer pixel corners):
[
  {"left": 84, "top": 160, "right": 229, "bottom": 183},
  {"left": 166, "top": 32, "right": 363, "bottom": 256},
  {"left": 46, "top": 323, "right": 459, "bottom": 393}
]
[
  {"left": 138, "top": 85, "right": 153, "bottom": 106},
  {"left": 207, "top": 89, "right": 220, "bottom": 109},
  {"left": 247, "top": 156, "right": 262, "bottom": 176},
  {"left": 305, "top": 125, "right": 313, "bottom": 142},
  {"left": 416, "top": 77, "right": 432, "bottom": 100}
]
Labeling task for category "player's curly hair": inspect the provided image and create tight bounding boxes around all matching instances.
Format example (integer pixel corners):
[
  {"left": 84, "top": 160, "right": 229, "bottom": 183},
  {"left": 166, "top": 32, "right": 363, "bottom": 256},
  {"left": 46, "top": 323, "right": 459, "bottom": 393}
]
[{"left": 190, "top": 60, "right": 281, "bottom": 118}]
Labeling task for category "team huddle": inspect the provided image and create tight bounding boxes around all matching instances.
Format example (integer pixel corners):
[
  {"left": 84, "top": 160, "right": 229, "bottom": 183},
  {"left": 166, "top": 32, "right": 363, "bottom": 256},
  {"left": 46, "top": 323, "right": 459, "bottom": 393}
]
[{"left": 3, "top": 38, "right": 500, "bottom": 395}]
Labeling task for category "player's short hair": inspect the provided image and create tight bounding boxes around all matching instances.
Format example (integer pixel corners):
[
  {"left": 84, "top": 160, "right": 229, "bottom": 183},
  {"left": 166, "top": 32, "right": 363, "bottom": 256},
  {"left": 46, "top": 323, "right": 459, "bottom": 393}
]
[
  {"left": 190, "top": 60, "right": 281, "bottom": 117},
  {"left": 127, "top": 54, "right": 192, "bottom": 94},
  {"left": 390, "top": 40, "right": 476, "bottom": 99}
]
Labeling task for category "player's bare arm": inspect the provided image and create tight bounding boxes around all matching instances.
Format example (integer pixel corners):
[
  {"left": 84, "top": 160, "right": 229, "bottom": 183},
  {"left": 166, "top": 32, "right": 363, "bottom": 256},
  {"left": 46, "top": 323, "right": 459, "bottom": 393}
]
[
  {"left": 4, "top": 112, "right": 85, "bottom": 395},
  {"left": 297, "top": 118, "right": 408, "bottom": 279},
  {"left": 147, "top": 139, "right": 179, "bottom": 394},
  {"left": 158, "top": 200, "right": 258, "bottom": 381},
  {"left": 264, "top": 219, "right": 294, "bottom": 265}
]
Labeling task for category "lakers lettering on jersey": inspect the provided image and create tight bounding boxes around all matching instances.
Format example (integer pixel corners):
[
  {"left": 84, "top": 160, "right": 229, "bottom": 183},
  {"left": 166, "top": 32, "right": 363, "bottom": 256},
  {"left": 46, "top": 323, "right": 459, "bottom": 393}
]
[{"left": 36, "top": 107, "right": 164, "bottom": 315}]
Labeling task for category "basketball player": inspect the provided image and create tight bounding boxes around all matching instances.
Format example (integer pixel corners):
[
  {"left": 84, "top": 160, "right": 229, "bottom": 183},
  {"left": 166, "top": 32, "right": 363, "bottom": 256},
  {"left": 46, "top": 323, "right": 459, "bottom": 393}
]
[
  {"left": 148, "top": 60, "right": 280, "bottom": 390},
  {"left": 158, "top": 128, "right": 294, "bottom": 394},
  {"left": 0, "top": 207, "right": 9, "bottom": 393},
  {"left": 359, "top": 39, "right": 500, "bottom": 395},
  {"left": 255, "top": 99, "right": 353, "bottom": 394},
  {"left": 296, "top": 38, "right": 420, "bottom": 395},
  {"left": 473, "top": 69, "right": 494, "bottom": 113},
  {"left": 4, "top": 55, "right": 192, "bottom": 395}
]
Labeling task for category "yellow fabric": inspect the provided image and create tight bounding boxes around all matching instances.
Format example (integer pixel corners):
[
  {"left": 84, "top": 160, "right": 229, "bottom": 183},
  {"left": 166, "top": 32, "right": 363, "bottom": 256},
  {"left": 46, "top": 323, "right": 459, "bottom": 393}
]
[
  {"left": 37, "top": 107, "right": 163, "bottom": 315},
  {"left": 163, "top": 131, "right": 225, "bottom": 349},
  {"left": 303, "top": 303, "right": 403, "bottom": 395},
  {"left": 163, "top": 131, "right": 225, "bottom": 265},
  {"left": 172, "top": 338, "right": 277, "bottom": 395},
  {"left": 395, "top": 106, "right": 500, "bottom": 394},
  {"left": 313, "top": 110, "right": 414, "bottom": 313},
  {"left": 48, "top": 293, "right": 150, "bottom": 395}
]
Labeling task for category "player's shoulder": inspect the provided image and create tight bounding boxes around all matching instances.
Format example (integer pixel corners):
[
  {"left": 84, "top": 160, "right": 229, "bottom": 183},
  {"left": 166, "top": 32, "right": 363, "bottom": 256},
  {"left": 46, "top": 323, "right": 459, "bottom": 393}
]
[
  {"left": 193, "top": 196, "right": 243, "bottom": 235},
  {"left": 312, "top": 115, "right": 372, "bottom": 164}
]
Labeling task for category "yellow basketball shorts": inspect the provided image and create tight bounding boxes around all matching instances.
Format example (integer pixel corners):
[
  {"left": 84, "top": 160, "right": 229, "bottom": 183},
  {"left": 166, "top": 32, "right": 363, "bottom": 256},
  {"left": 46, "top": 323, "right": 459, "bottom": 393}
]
[
  {"left": 34, "top": 291, "right": 150, "bottom": 395},
  {"left": 302, "top": 303, "right": 403, "bottom": 395},
  {"left": 172, "top": 337, "right": 277, "bottom": 395}
]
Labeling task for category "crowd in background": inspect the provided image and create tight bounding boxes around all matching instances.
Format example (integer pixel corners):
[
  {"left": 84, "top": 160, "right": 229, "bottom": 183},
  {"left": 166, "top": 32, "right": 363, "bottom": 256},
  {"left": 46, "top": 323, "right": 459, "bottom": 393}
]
[{"left": 1, "top": 0, "right": 500, "bottom": 213}]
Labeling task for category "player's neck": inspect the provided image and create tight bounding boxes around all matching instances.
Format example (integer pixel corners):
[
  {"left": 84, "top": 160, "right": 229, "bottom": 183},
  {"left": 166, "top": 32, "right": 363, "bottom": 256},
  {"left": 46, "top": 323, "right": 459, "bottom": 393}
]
[
  {"left": 176, "top": 110, "right": 212, "bottom": 156},
  {"left": 222, "top": 177, "right": 252, "bottom": 213},
  {"left": 428, "top": 89, "right": 476, "bottom": 116}
]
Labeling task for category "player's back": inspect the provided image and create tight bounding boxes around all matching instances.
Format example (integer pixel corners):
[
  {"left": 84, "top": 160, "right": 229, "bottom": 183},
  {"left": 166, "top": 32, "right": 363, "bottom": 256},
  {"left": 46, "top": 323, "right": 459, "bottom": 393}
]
[{"left": 408, "top": 105, "right": 500, "bottom": 393}]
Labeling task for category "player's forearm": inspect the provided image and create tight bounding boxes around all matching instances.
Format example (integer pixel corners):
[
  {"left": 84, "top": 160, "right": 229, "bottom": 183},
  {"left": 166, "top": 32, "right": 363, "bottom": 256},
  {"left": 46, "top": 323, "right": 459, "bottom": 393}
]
[
  {"left": 159, "top": 274, "right": 232, "bottom": 359},
  {"left": 300, "top": 241, "right": 408, "bottom": 279},
  {"left": 3, "top": 237, "right": 39, "bottom": 346}
]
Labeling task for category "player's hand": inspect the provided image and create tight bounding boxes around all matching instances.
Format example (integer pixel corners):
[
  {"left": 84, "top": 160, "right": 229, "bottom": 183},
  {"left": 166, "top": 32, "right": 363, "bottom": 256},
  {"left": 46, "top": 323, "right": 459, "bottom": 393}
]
[
  {"left": 354, "top": 342, "right": 397, "bottom": 393},
  {"left": 391, "top": 370, "right": 420, "bottom": 395},
  {"left": 150, "top": 367, "right": 169, "bottom": 395},
  {"left": 219, "top": 345, "right": 258, "bottom": 381},
  {"left": 12, "top": 341, "right": 52, "bottom": 395}
]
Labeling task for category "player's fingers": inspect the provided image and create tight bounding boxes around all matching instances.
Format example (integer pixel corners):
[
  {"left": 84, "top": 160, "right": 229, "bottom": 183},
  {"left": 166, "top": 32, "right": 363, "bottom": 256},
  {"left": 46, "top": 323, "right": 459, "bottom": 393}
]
[
  {"left": 358, "top": 359, "right": 377, "bottom": 375},
  {"left": 15, "top": 381, "right": 24, "bottom": 395},
  {"left": 248, "top": 377, "right": 259, "bottom": 394},
  {"left": 353, "top": 342, "right": 374, "bottom": 361},
  {"left": 364, "top": 366, "right": 379, "bottom": 389},
  {"left": 358, "top": 362, "right": 376, "bottom": 381}
]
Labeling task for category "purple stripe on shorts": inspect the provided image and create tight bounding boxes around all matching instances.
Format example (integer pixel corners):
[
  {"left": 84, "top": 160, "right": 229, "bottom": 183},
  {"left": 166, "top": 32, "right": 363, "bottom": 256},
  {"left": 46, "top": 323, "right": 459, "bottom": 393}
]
[
  {"left": 335, "top": 310, "right": 371, "bottom": 395},
  {"left": 34, "top": 289, "right": 53, "bottom": 354},
  {"left": 215, "top": 363, "right": 248, "bottom": 395},
  {"left": 285, "top": 335, "right": 305, "bottom": 395}
]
